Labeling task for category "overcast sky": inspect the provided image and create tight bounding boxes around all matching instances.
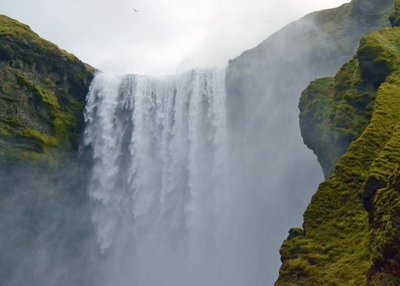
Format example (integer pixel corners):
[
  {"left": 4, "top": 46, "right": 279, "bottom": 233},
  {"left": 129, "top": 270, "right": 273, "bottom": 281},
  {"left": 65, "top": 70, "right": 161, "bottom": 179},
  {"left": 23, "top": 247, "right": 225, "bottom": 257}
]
[{"left": 1, "top": 0, "right": 349, "bottom": 75}]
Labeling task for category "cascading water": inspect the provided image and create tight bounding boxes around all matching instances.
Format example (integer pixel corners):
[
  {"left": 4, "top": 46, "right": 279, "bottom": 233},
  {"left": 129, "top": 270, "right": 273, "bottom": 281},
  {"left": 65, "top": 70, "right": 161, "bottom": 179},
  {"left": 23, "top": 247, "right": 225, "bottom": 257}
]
[
  {"left": 84, "top": 69, "right": 233, "bottom": 286},
  {"left": 83, "top": 63, "right": 323, "bottom": 286}
]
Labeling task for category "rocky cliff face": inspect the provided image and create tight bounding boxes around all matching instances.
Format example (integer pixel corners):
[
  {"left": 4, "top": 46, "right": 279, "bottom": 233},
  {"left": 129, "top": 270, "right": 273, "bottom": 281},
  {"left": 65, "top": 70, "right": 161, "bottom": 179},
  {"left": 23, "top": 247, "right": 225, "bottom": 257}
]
[
  {"left": 276, "top": 3, "right": 400, "bottom": 285},
  {"left": 0, "top": 15, "right": 97, "bottom": 286},
  {"left": 299, "top": 58, "right": 376, "bottom": 178},
  {"left": 227, "top": 0, "right": 394, "bottom": 119},
  {"left": 0, "top": 15, "right": 93, "bottom": 161},
  {"left": 224, "top": 0, "right": 395, "bottom": 282},
  {"left": 225, "top": 0, "right": 394, "bottom": 159}
]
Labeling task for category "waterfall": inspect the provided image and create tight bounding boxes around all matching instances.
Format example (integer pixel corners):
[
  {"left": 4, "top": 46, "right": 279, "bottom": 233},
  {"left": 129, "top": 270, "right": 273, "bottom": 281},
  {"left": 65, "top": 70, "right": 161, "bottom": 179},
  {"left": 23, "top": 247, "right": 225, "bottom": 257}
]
[
  {"left": 83, "top": 65, "right": 321, "bottom": 286},
  {"left": 84, "top": 68, "right": 231, "bottom": 286}
]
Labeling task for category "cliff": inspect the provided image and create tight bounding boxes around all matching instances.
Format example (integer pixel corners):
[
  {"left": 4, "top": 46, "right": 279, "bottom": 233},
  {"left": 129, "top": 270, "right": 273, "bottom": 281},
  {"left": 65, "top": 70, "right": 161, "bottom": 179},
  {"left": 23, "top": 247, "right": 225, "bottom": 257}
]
[
  {"left": 0, "top": 15, "right": 94, "bottom": 162},
  {"left": 224, "top": 0, "right": 395, "bottom": 282},
  {"left": 276, "top": 3, "right": 400, "bottom": 285},
  {"left": 227, "top": 0, "right": 394, "bottom": 126},
  {"left": 0, "top": 15, "right": 96, "bottom": 286}
]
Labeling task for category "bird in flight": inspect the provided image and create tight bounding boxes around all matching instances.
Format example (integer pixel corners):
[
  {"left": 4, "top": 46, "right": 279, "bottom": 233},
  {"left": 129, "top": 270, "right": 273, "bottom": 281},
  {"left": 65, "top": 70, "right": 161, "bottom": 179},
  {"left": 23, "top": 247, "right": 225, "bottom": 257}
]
[{"left": 133, "top": 9, "right": 139, "bottom": 12}]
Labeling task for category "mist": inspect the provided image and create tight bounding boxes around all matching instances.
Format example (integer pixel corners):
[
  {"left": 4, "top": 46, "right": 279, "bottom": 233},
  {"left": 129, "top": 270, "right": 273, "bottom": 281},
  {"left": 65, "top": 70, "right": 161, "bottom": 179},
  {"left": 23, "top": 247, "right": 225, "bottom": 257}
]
[
  {"left": 0, "top": 156, "right": 99, "bottom": 286},
  {"left": 1, "top": 0, "right": 348, "bottom": 75}
]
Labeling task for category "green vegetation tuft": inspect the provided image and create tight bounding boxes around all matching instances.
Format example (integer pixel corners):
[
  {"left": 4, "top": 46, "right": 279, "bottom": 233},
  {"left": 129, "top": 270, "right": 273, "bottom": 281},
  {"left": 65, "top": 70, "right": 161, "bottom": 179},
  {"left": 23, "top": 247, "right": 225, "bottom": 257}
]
[
  {"left": 300, "top": 27, "right": 400, "bottom": 178},
  {"left": 15, "top": 73, "right": 60, "bottom": 109},
  {"left": 390, "top": 0, "right": 400, "bottom": 26},
  {"left": 0, "top": 15, "right": 76, "bottom": 62},
  {"left": 18, "top": 129, "right": 58, "bottom": 148},
  {"left": 299, "top": 58, "right": 375, "bottom": 178}
]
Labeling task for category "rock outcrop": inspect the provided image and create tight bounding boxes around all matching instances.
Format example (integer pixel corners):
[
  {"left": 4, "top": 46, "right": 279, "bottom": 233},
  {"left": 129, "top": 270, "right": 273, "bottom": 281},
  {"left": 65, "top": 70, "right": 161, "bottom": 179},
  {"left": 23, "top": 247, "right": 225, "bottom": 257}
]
[
  {"left": 277, "top": 3, "right": 400, "bottom": 284},
  {"left": 0, "top": 15, "right": 96, "bottom": 286},
  {"left": 0, "top": 15, "right": 93, "bottom": 161}
]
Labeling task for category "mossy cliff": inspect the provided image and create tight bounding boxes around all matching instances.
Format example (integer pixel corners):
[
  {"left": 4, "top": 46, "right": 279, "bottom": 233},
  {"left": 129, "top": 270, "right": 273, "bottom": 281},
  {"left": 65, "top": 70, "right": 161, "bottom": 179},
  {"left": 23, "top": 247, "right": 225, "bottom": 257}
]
[
  {"left": 299, "top": 58, "right": 376, "bottom": 178},
  {"left": 277, "top": 7, "right": 400, "bottom": 285},
  {"left": 0, "top": 15, "right": 94, "bottom": 162},
  {"left": 0, "top": 15, "right": 96, "bottom": 286},
  {"left": 227, "top": 0, "right": 394, "bottom": 123},
  {"left": 225, "top": 0, "right": 396, "bottom": 282}
]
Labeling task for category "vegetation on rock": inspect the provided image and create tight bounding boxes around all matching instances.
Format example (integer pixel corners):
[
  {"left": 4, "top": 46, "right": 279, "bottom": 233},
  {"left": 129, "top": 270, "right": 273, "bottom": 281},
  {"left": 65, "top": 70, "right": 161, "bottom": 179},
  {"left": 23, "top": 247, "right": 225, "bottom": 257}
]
[
  {"left": 277, "top": 23, "right": 400, "bottom": 286},
  {"left": 389, "top": 0, "right": 400, "bottom": 26},
  {"left": 0, "top": 15, "right": 96, "bottom": 286},
  {"left": 0, "top": 15, "right": 94, "bottom": 162},
  {"left": 299, "top": 55, "right": 378, "bottom": 177}
]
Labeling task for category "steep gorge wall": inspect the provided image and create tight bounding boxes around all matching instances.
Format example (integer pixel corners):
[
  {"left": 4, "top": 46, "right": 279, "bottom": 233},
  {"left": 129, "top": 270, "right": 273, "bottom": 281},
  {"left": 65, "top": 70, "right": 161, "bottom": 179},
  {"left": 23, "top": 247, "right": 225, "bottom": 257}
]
[
  {"left": 0, "top": 15, "right": 93, "bottom": 160},
  {"left": 224, "top": 0, "right": 394, "bottom": 282},
  {"left": 227, "top": 0, "right": 393, "bottom": 126},
  {"left": 0, "top": 15, "right": 97, "bottom": 286},
  {"left": 276, "top": 4, "right": 400, "bottom": 284}
]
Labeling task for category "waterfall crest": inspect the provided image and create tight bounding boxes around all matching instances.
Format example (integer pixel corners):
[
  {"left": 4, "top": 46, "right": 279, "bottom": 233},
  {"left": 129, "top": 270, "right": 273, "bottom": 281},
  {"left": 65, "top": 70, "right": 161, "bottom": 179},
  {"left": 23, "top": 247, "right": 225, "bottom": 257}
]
[
  {"left": 84, "top": 69, "right": 231, "bottom": 285},
  {"left": 83, "top": 64, "right": 321, "bottom": 286}
]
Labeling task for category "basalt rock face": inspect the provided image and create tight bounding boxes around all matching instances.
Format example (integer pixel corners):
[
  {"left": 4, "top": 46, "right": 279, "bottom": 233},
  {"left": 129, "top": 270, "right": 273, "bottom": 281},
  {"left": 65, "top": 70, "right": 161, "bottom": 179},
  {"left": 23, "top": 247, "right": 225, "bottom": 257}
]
[
  {"left": 226, "top": 0, "right": 393, "bottom": 130},
  {"left": 0, "top": 15, "right": 94, "bottom": 161},
  {"left": 276, "top": 7, "right": 400, "bottom": 286},
  {"left": 0, "top": 15, "right": 97, "bottom": 286},
  {"left": 299, "top": 56, "right": 377, "bottom": 178}
]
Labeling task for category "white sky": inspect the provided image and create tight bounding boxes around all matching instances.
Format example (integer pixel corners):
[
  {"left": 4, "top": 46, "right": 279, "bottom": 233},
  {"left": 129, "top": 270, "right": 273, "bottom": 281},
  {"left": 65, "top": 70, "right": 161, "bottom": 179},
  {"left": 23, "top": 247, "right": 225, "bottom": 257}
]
[{"left": 1, "top": 0, "right": 349, "bottom": 75}]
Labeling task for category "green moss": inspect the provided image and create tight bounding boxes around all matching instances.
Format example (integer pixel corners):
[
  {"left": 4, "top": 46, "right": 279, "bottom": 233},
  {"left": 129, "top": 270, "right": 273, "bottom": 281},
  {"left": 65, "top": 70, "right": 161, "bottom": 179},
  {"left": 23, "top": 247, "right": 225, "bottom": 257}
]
[
  {"left": 300, "top": 57, "right": 375, "bottom": 177},
  {"left": 367, "top": 163, "right": 400, "bottom": 281},
  {"left": 18, "top": 129, "right": 58, "bottom": 147},
  {"left": 390, "top": 0, "right": 400, "bottom": 27},
  {"left": 358, "top": 30, "right": 400, "bottom": 87},
  {"left": 0, "top": 15, "right": 76, "bottom": 62},
  {"left": 278, "top": 27, "right": 400, "bottom": 285},
  {"left": 12, "top": 72, "right": 77, "bottom": 151},
  {"left": 300, "top": 28, "right": 400, "bottom": 179},
  {"left": 0, "top": 127, "right": 11, "bottom": 138},
  {"left": 15, "top": 73, "right": 60, "bottom": 109},
  {"left": 0, "top": 15, "right": 94, "bottom": 162},
  {"left": 280, "top": 258, "right": 318, "bottom": 279}
]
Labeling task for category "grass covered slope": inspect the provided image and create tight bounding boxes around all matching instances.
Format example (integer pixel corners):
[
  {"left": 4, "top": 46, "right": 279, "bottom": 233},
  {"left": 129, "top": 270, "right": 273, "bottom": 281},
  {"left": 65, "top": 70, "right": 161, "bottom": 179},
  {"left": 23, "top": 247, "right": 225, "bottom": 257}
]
[
  {"left": 0, "top": 15, "right": 94, "bottom": 162},
  {"left": 299, "top": 57, "right": 376, "bottom": 178},
  {"left": 276, "top": 26, "right": 400, "bottom": 285},
  {"left": 226, "top": 0, "right": 394, "bottom": 150},
  {"left": 228, "top": 0, "right": 394, "bottom": 86}
]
